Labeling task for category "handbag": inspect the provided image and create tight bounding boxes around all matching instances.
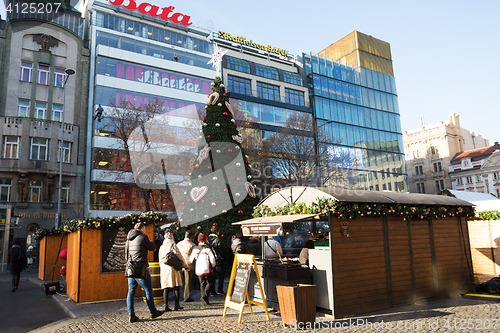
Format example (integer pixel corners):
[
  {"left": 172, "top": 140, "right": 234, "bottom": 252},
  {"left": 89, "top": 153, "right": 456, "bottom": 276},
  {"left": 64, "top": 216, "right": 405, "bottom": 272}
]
[
  {"left": 162, "top": 244, "right": 183, "bottom": 271},
  {"left": 125, "top": 241, "right": 147, "bottom": 278}
]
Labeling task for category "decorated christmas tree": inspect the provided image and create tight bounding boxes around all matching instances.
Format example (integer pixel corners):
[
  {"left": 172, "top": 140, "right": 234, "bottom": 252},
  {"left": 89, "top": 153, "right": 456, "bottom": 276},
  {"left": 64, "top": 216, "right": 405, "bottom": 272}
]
[{"left": 180, "top": 76, "right": 259, "bottom": 234}]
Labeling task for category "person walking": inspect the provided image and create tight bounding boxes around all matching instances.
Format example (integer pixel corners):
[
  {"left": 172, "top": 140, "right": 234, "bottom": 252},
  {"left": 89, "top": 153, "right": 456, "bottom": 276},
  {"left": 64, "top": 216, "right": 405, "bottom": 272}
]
[
  {"left": 125, "top": 223, "right": 163, "bottom": 323},
  {"left": 159, "top": 232, "right": 186, "bottom": 311},
  {"left": 189, "top": 233, "right": 215, "bottom": 305},
  {"left": 176, "top": 230, "right": 196, "bottom": 302},
  {"left": 8, "top": 238, "right": 26, "bottom": 292},
  {"left": 207, "top": 225, "right": 226, "bottom": 295},
  {"left": 231, "top": 233, "right": 247, "bottom": 255}
]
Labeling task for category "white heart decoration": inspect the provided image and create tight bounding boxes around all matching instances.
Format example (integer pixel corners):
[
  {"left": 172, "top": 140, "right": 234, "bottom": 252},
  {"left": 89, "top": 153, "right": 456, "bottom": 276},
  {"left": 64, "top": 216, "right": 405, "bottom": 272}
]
[{"left": 190, "top": 186, "right": 208, "bottom": 202}]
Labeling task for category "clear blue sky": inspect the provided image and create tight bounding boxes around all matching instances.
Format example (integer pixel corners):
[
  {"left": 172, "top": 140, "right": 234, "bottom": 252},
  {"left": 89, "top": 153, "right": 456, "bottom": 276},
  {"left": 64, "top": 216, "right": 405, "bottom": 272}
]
[{"left": 2, "top": 0, "right": 499, "bottom": 144}]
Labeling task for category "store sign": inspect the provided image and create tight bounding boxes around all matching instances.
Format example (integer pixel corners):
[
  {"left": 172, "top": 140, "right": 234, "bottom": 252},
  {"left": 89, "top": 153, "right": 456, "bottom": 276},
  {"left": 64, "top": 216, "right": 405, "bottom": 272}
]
[
  {"left": 218, "top": 31, "right": 289, "bottom": 57},
  {"left": 241, "top": 223, "right": 282, "bottom": 237},
  {"left": 108, "top": 0, "right": 193, "bottom": 26}
]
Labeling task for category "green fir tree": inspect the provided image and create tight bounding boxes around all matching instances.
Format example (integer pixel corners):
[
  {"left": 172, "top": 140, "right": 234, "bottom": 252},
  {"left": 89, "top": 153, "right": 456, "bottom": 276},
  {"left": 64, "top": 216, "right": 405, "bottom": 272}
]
[{"left": 180, "top": 77, "right": 259, "bottom": 238}]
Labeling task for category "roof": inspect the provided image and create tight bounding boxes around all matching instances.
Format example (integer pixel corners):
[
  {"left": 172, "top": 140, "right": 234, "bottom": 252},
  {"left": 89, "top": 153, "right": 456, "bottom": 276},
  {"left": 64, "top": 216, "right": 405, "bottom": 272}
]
[
  {"left": 451, "top": 144, "right": 500, "bottom": 165},
  {"left": 448, "top": 190, "right": 498, "bottom": 202},
  {"left": 232, "top": 214, "right": 316, "bottom": 225},
  {"left": 472, "top": 200, "right": 500, "bottom": 212},
  {"left": 258, "top": 186, "right": 473, "bottom": 208}
]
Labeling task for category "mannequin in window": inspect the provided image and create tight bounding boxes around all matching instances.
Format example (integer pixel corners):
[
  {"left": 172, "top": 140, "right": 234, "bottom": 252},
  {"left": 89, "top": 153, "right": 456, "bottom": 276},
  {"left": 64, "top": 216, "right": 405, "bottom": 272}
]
[
  {"left": 43, "top": 175, "right": 55, "bottom": 203},
  {"left": 18, "top": 174, "right": 29, "bottom": 203}
]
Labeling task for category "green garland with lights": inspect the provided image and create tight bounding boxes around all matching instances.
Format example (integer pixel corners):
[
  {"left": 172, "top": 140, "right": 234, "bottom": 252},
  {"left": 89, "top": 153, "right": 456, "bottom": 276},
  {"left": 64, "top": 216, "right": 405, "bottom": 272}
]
[
  {"left": 33, "top": 212, "right": 171, "bottom": 241},
  {"left": 472, "top": 210, "right": 500, "bottom": 221},
  {"left": 253, "top": 197, "right": 475, "bottom": 221}
]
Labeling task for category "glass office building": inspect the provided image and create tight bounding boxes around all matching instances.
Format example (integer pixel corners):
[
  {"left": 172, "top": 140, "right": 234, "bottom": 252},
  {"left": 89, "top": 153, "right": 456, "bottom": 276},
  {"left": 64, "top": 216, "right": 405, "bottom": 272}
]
[
  {"left": 85, "top": 0, "right": 214, "bottom": 218},
  {"left": 303, "top": 31, "right": 407, "bottom": 191}
]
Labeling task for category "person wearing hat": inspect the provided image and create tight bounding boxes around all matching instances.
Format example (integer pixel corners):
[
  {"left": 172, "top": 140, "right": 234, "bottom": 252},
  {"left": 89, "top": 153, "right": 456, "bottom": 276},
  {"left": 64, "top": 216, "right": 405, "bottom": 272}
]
[{"left": 189, "top": 233, "right": 215, "bottom": 305}]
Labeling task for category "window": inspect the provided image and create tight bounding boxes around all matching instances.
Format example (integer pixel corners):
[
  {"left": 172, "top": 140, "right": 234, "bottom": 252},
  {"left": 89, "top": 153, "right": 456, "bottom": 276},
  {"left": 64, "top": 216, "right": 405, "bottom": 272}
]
[
  {"left": 54, "top": 68, "right": 65, "bottom": 87},
  {"left": 17, "top": 99, "right": 30, "bottom": 117},
  {"left": 227, "top": 75, "right": 251, "bottom": 95},
  {"left": 30, "top": 180, "right": 42, "bottom": 202},
  {"left": 417, "top": 182, "right": 425, "bottom": 193},
  {"left": 435, "top": 179, "right": 445, "bottom": 191},
  {"left": 35, "top": 102, "right": 47, "bottom": 119},
  {"left": 430, "top": 146, "right": 436, "bottom": 155},
  {"left": 257, "top": 82, "right": 280, "bottom": 101},
  {"left": 283, "top": 71, "right": 303, "bottom": 86},
  {"left": 284, "top": 88, "right": 305, "bottom": 106},
  {"left": 433, "top": 162, "right": 442, "bottom": 172},
  {"left": 466, "top": 176, "right": 473, "bottom": 184},
  {"left": 463, "top": 160, "right": 469, "bottom": 167},
  {"left": 494, "top": 172, "right": 500, "bottom": 180},
  {"left": 30, "top": 138, "right": 49, "bottom": 160},
  {"left": 58, "top": 141, "right": 71, "bottom": 163},
  {"left": 412, "top": 150, "right": 420, "bottom": 158},
  {"left": 476, "top": 175, "right": 482, "bottom": 182},
  {"left": 52, "top": 104, "right": 63, "bottom": 122},
  {"left": 20, "top": 61, "right": 33, "bottom": 82},
  {"left": 457, "top": 178, "right": 463, "bottom": 185},
  {"left": 415, "top": 165, "right": 423, "bottom": 175},
  {"left": 3, "top": 136, "right": 20, "bottom": 159},
  {"left": 0, "top": 179, "right": 12, "bottom": 201},
  {"left": 497, "top": 189, "right": 500, "bottom": 198},
  {"left": 227, "top": 57, "right": 250, "bottom": 73},
  {"left": 37, "top": 64, "right": 50, "bottom": 85},
  {"left": 61, "top": 181, "right": 70, "bottom": 203},
  {"left": 255, "top": 64, "right": 279, "bottom": 80}
]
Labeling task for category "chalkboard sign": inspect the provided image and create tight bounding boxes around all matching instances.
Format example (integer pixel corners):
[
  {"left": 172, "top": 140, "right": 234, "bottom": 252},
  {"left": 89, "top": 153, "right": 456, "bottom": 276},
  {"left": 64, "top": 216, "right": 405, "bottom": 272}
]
[
  {"left": 223, "top": 254, "right": 269, "bottom": 324},
  {"left": 101, "top": 227, "right": 131, "bottom": 273},
  {"left": 229, "top": 261, "right": 252, "bottom": 304}
]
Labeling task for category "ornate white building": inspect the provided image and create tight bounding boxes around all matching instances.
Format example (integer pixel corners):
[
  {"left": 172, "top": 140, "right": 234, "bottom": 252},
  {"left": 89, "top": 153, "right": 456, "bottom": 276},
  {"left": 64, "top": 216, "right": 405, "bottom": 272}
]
[
  {"left": 403, "top": 113, "right": 489, "bottom": 194},
  {"left": 449, "top": 142, "right": 500, "bottom": 198}
]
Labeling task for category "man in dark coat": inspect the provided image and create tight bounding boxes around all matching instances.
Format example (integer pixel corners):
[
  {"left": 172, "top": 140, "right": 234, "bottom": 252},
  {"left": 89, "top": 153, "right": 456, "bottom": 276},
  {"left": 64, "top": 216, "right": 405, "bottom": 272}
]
[
  {"left": 153, "top": 227, "right": 164, "bottom": 262},
  {"left": 8, "top": 238, "right": 26, "bottom": 292},
  {"left": 126, "top": 223, "right": 163, "bottom": 323},
  {"left": 207, "top": 225, "right": 226, "bottom": 295}
]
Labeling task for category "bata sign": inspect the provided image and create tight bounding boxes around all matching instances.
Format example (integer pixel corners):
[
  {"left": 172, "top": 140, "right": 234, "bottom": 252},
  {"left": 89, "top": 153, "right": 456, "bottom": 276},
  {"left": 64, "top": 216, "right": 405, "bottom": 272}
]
[
  {"left": 108, "top": 0, "right": 193, "bottom": 26},
  {"left": 218, "top": 31, "right": 289, "bottom": 57}
]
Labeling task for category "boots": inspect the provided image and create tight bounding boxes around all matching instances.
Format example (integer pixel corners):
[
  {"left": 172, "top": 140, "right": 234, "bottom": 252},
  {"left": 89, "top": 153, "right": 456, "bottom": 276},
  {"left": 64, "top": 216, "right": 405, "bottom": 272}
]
[
  {"left": 174, "top": 286, "right": 183, "bottom": 310},
  {"left": 163, "top": 289, "right": 171, "bottom": 312}
]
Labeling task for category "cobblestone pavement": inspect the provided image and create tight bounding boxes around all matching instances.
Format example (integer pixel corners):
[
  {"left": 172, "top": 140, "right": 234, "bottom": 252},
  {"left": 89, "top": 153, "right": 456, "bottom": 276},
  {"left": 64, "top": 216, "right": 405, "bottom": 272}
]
[{"left": 29, "top": 291, "right": 500, "bottom": 333}]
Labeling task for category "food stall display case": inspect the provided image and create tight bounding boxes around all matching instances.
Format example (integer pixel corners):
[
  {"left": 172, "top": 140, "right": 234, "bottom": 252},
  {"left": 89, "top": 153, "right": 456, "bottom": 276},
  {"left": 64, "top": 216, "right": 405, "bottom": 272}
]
[{"left": 235, "top": 186, "right": 475, "bottom": 319}]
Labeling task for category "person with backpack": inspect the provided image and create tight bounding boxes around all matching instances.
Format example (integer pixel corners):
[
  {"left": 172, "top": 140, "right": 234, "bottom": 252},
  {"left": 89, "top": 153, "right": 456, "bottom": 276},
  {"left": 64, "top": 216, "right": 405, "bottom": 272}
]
[
  {"left": 207, "top": 224, "right": 226, "bottom": 296},
  {"left": 7, "top": 238, "right": 27, "bottom": 292},
  {"left": 189, "top": 233, "right": 215, "bottom": 305}
]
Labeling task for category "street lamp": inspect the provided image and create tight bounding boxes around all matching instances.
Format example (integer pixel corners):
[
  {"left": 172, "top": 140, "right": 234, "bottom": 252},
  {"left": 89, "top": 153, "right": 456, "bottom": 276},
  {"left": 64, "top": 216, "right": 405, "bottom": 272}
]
[{"left": 56, "top": 68, "right": 75, "bottom": 229}]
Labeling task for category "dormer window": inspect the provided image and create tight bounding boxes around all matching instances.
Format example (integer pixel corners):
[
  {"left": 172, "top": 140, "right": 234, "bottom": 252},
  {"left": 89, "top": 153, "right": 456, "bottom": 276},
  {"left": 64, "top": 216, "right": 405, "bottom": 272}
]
[{"left": 462, "top": 159, "right": 471, "bottom": 168}]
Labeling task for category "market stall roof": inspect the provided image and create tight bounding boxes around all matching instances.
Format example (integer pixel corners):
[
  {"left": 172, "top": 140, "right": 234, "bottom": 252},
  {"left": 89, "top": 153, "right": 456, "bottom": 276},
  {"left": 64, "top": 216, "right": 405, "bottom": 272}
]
[
  {"left": 232, "top": 214, "right": 316, "bottom": 225},
  {"left": 258, "top": 186, "right": 474, "bottom": 208}
]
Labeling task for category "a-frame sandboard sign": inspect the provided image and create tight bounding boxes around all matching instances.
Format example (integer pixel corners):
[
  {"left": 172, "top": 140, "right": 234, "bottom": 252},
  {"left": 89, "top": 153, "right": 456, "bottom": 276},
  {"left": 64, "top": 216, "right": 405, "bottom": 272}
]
[{"left": 223, "top": 254, "right": 270, "bottom": 324}]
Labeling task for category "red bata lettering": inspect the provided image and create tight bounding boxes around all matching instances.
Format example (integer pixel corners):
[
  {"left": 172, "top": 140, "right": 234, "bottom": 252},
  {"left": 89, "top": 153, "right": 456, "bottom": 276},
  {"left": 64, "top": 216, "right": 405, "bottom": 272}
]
[{"left": 109, "top": 0, "right": 192, "bottom": 26}]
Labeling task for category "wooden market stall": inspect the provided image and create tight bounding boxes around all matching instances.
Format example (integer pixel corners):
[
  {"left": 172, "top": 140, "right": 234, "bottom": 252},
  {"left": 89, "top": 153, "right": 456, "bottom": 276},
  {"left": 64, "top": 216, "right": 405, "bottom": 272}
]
[
  {"left": 236, "top": 186, "right": 475, "bottom": 319},
  {"left": 38, "top": 234, "right": 67, "bottom": 281}
]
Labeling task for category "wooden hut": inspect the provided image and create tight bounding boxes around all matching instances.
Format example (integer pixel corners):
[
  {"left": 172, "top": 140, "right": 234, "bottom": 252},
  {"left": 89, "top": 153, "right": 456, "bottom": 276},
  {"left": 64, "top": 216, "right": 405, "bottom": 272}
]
[{"left": 237, "top": 186, "right": 475, "bottom": 319}]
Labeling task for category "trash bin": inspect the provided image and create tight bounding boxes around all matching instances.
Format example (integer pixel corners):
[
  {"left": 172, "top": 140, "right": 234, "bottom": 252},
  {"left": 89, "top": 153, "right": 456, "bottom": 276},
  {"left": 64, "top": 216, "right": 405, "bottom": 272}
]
[{"left": 276, "top": 284, "right": 316, "bottom": 327}]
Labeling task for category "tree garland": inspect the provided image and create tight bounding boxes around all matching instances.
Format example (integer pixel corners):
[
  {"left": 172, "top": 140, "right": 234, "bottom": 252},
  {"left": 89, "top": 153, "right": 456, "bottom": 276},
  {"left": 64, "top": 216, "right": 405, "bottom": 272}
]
[
  {"left": 34, "top": 212, "right": 171, "bottom": 241},
  {"left": 472, "top": 210, "right": 500, "bottom": 221},
  {"left": 253, "top": 197, "right": 475, "bottom": 221}
]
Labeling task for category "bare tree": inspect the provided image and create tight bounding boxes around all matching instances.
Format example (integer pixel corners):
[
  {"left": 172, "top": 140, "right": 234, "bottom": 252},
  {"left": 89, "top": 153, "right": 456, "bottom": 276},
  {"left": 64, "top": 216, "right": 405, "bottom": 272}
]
[{"left": 95, "top": 98, "right": 200, "bottom": 213}]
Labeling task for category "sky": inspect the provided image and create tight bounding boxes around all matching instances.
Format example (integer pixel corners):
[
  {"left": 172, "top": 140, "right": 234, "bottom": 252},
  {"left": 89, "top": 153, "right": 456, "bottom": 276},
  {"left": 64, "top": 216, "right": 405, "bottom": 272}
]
[{"left": 1, "top": 0, "right": 499, "bottom": 144}]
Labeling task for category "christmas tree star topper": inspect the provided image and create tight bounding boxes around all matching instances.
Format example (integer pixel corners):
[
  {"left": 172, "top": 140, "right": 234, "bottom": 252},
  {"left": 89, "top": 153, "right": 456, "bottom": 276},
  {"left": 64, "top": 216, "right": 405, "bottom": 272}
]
[{"left": 207, "top": 43, "right": 228, "bottom": 78}]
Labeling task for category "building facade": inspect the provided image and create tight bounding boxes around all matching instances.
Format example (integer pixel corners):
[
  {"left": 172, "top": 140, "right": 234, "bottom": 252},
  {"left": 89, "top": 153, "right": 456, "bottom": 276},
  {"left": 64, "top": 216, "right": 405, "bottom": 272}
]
[
  {"left": 403, "top": 113, "right": 489, "bottom": 194},
  {"left": 215, "top": 31, "right": 313, "bottom": 197},
  {"left": 448, "top": 143, "right": 500, "bottom": 198},
  {"left": 85, "top": 0, "right": 215, "bottom": 219},
  {"left": 305, "top": 31, "right": 407, "bottom": 191},
  {"left": 0, "top": 7, "right": 90, "bottom": 243}
]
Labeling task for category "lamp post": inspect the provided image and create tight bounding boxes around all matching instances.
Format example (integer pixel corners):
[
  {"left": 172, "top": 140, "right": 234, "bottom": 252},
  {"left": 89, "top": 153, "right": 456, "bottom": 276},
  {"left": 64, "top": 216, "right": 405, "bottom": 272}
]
[{"left": 56, "top": 68, "right": 75, "bottom": 229}]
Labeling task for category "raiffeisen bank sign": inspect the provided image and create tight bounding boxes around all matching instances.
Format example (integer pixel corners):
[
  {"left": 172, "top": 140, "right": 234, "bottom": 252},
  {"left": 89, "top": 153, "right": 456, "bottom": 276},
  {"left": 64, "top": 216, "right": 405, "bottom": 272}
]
[
  {"left": 108, "top": 0, "right": 193, "bottom": 26},
  {"left": 217, "top": 31, "right": 290, "bottom": 58}
]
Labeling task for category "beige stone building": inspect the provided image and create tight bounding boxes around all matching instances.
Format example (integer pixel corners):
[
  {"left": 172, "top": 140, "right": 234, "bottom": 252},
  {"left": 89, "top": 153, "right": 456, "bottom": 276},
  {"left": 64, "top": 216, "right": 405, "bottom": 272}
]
[{"left": 403, "top": 113, "right": 489, "bottom": 194}]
